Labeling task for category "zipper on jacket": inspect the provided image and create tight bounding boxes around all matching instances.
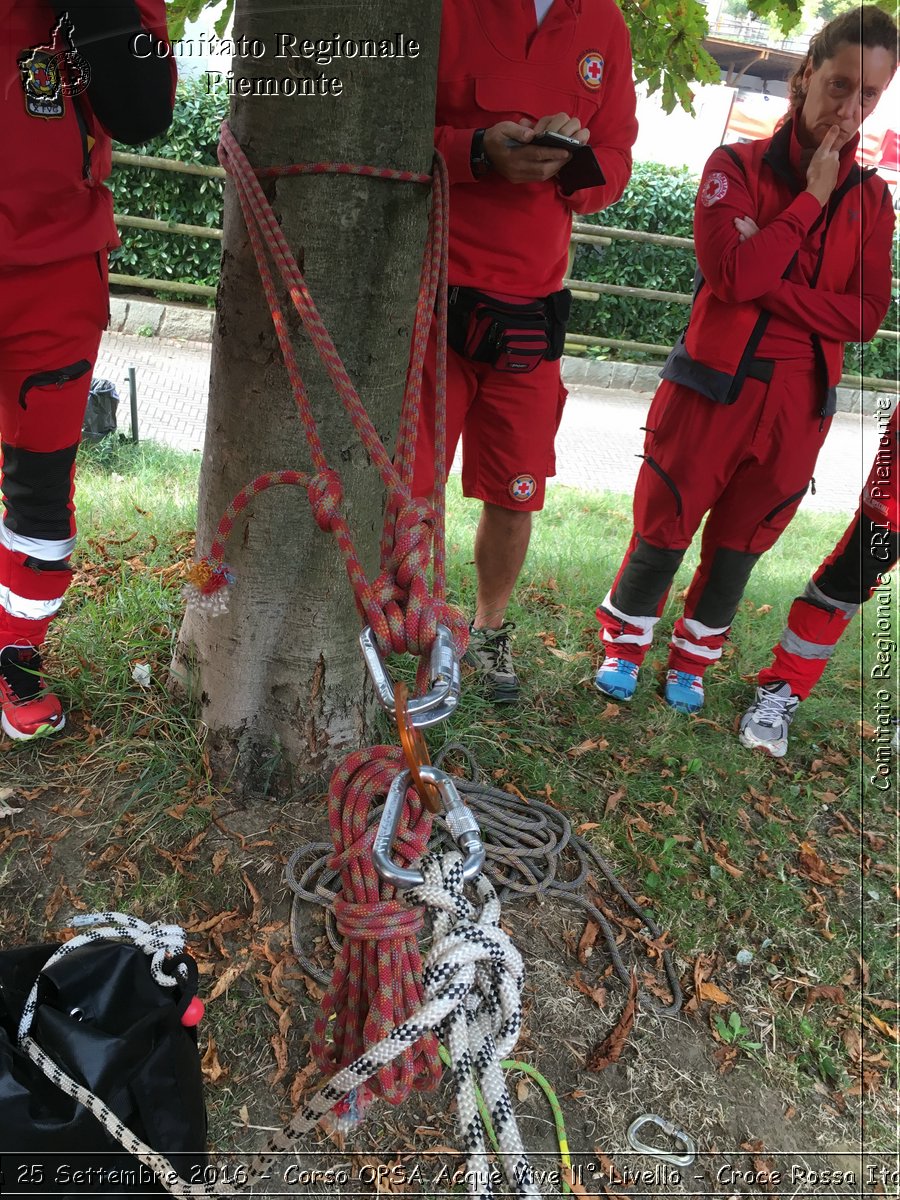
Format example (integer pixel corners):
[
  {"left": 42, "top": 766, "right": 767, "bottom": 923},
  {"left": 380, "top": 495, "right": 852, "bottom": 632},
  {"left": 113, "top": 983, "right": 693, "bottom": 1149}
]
[{"left": 18, "top": 360, "right": 92, "bottom": 410}]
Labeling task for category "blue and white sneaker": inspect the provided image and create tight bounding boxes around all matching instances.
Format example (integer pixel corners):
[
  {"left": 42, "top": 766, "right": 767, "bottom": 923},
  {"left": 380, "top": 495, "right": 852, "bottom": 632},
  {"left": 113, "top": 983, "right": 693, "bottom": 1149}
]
[
  {"left": 595, "top": 657, "right": 640, "bottom": 701},
  {"left": 664, "top": 669, "right": 704, "bottom": 714}
]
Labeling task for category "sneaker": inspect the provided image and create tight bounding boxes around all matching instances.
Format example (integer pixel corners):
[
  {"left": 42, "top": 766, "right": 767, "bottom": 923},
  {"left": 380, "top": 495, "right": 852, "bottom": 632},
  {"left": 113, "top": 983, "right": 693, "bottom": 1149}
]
[
  {"left": 0, "top": 646, "right": 66, "bottom": 741},
  {"left": 664, "top": 669, "right": 705, "bottom": 714},
  {"left": 463, "top": 621, "right": 519, "bottom": 705},
  {"left": 594, "top": 656, "right": 640, "bottom": 701},
  {"left": 739, "top": 681, "right": 799, "bottom": 758}
]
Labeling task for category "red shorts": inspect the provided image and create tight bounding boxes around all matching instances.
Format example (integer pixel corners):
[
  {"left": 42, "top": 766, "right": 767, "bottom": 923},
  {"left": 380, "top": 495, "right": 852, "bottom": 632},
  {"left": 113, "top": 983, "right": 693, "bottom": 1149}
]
[{"left": 411, "top": 320, "right": 567, "bottom": 512}]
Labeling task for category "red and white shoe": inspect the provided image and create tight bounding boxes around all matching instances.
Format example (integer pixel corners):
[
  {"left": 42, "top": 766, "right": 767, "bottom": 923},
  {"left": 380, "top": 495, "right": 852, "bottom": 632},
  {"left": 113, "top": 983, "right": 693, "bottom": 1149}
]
[{"left": 0, "top": 645, "right": 66, "bottom": 741}]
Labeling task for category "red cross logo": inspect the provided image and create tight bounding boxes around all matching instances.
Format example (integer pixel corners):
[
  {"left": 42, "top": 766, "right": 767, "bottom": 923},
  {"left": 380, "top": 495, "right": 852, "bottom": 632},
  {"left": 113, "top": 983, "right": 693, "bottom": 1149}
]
[
  {"left": 509, "top": 475, "right": 537, "bottom": 502},
  {"left": 578, "top": 52, "right": 605, "bottom": 91}
]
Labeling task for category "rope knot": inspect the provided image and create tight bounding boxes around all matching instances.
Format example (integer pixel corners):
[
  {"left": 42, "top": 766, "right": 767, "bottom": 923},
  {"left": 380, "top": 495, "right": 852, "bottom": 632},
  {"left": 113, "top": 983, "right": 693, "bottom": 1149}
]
[
  {"left": 307, "top": 469, "right": 344, "bottom": 532},
  {"left": 333, "top": 897, "right": 425, "bottom": 942}
]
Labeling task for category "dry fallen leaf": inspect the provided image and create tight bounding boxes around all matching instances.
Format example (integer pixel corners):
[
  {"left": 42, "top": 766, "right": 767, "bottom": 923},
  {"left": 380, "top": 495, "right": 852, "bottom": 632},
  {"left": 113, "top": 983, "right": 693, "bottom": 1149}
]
[
  {"left": 867, "top": 1015, "right": 899, "bottom": 1043},
  {"left": 605, "top": 787, "right": 625, "bottom": 816},
  {"left": 289, "top": 1061, "right": 318, "bottom": 1107},
  {"left": 546, "top": 646, "right": 591, "bottom": 662},
  {"left": 699, "top": 980, "right": 733, "bottom": 1005},
  {"left": 206, "top": 955, "right": 252, "bottom": 1003},
  {"left": 797, "top": 841, "right": 849, "bottom": 886},
  {"left": 578, "top": 921, "right": 599, "bottom": 963},
  {"left": 201, "top": 1036, "right": 227, "bottom": 1083},
  {"left": 570, "top": 971, "right": 608, "bottom": 1010},
  {"left": 713, "top": 1044, "right": 738, "bottom": 1074},
  {"left": 270, "top": 1032, "right": 289, "bottom": 1084},
  {"left": 803, "top": 984, "right": 846, "bottom": 1011},
  {"left": 567, "top": 736, "right": 609, "bottom": 759},
  {"left": 576, "top": 822, "right": 601, "bottom": 835},
  {"left": 586, "top": 970, "right": 637, "bottom": 1071}
]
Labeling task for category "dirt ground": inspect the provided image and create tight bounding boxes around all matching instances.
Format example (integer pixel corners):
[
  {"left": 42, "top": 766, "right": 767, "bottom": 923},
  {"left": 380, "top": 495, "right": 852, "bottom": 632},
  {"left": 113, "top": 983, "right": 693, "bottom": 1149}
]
[{"left": 0, "top": 778, "right": 891, "bottom": 1199}]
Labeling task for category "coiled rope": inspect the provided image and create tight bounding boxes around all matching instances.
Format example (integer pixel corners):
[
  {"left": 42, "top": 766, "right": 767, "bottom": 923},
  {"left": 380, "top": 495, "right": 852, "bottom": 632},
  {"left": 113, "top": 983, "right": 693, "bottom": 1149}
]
[{"left": 288, "top": 744, "right": 683, "bottom": 1017}]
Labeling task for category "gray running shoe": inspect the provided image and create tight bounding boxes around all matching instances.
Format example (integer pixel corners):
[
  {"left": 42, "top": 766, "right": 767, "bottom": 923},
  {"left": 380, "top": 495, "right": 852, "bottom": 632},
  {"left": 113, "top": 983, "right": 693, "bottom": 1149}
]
[
  {"left": 739, "top": 682, "right": 800, "bottom": 758},
  {"left": 463, "top": 621, "right": 520, "bottom": 705}
]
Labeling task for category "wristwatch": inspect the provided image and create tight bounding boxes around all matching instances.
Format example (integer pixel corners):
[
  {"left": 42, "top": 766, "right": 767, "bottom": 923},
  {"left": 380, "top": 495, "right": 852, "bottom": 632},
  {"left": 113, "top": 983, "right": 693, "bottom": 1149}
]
[{"left": 470, "top": 129, "right": 493, "bottom": 179}]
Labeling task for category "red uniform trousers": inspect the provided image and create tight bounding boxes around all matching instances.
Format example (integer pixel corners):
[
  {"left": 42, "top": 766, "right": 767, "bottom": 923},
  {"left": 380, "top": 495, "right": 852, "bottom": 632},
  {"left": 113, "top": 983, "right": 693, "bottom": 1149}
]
[
  {"left": 759, "top": 406, "right": 900, "bottom": 698},
  {"left": 0, "top": 254, "right": 108, "bottom": 650},
  {"left": 598, "top": 360, "right": 831, "bottom": 674},
  {"left": 411, "top": 321, "right": 567, "bottom": 512}
]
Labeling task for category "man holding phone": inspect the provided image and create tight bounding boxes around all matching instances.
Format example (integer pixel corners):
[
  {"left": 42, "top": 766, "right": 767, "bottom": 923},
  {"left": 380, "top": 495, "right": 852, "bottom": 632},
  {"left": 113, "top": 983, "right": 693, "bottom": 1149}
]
[{"left": 413, "top": 0, "right": 638, "bottom": 704}]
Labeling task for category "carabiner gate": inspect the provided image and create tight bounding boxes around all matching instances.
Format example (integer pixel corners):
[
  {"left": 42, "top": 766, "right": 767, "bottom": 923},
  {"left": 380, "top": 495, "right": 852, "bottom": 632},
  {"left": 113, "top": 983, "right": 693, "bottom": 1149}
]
[
  {"left": 626, "top": 1114, "right": 696, "bottom": 1167},
  {"left": 359, "top": 624, "right": 461, "bottom": 729},
  {"left": 373, "top": 765, "right": 486, "bottom": 891}
]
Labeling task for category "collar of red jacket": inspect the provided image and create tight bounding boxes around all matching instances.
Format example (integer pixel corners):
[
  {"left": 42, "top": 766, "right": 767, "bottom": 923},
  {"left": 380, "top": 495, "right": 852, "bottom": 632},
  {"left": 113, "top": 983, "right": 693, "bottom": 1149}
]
[
  {"left": 787, "top": 112, "right": 862, "bottom": 189},
  {"left": 766, "top": 116, "right": 862, "bottom": 194}
]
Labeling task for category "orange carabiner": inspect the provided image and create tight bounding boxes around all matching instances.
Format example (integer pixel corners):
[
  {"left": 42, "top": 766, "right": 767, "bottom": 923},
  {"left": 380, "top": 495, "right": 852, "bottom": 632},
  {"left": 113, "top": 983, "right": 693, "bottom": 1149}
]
[{"left": 394, "top": 682, "right": 441, "bottom": 813}]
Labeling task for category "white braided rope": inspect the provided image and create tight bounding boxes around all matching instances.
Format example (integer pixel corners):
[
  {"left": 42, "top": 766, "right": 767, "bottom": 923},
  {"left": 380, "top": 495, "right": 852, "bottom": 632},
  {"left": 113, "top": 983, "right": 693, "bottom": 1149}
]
[
  {"left": 21, "top": 862, "right": 541, "bottom": 1199},
  {"left": 17, "top": 911, "right": 187, "bottom": 1043}
]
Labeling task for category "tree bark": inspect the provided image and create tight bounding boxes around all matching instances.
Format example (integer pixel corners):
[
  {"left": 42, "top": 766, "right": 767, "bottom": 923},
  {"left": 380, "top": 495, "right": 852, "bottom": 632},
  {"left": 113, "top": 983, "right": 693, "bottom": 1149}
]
[{"left": 175, "top": 1, "right": 441, "bottom": 791}]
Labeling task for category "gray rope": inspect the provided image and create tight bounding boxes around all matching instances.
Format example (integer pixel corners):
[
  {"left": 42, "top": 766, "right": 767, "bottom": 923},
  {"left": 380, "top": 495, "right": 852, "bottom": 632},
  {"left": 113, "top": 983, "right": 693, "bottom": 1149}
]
[
  {"left": 287, "top": 743, "right": 683, "bottom": 1016},
  {"left": 22, "top": 866, "right": 541, "bottom": 1199}
]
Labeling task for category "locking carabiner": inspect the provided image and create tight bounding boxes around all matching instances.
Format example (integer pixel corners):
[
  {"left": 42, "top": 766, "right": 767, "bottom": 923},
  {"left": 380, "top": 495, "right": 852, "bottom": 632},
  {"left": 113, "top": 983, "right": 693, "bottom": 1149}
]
[
  {"left": 359, "top": 624, "right": 461, "bottom": 729},
  {"left": 626, "top": 1114, "right": 696, "bottom": 1167},
  {"left": 373, "top": 765, "right": 485, "bottom": 891}
]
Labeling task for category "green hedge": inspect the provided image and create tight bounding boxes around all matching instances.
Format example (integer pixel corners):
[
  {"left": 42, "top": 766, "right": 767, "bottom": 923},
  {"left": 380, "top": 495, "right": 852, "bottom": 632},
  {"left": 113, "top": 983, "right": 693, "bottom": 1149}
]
[
  {"left": 572, "top": 163, "right": 697, "bottom": 352},
  {"left": 108, "top": 77, "right": 226, "bottom": 299},
  {"left": 110, "top": 81, "right": 897, "bottom": 380}
]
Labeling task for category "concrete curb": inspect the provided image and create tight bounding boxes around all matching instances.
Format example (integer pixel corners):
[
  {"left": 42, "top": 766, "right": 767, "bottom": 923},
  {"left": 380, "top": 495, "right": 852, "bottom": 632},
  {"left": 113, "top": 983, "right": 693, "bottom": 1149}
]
[
  {"left": 109, "top": 295, "right": 894, "bottom": 417},
  {"left": 109, "top": 296, "right": 213, "bottom": 342}
]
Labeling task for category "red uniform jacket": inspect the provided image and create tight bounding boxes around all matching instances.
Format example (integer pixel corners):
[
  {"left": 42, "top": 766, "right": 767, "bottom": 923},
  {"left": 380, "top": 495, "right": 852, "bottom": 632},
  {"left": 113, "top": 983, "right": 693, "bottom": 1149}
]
[
  {"left": 1, "top": 0, "right": 175, "bottom": 268},
  {"left": 662, "top": 118, "right": 895, "bottom": 414},
  {"left": 435, "top": 0, "right": 637, "bottom": 299}
]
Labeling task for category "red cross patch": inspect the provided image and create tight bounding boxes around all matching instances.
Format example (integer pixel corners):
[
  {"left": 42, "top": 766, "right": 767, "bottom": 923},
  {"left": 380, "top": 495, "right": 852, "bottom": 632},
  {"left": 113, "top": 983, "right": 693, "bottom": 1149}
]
[
  {"left": 700, "top": 171, "right": 729, "bottom": 207},
  {"left": 578, "top": 52, "right": 605, "bottom": 91},
  {"left": 509, "top": 474, "right": 537, "bottom": 502}
]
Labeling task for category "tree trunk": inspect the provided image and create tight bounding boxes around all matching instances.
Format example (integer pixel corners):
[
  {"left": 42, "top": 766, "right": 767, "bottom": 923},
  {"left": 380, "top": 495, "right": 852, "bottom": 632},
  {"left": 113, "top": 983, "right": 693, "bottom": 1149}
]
[{"left": 174, "top": 1, "right": 441, "bottom": 792}]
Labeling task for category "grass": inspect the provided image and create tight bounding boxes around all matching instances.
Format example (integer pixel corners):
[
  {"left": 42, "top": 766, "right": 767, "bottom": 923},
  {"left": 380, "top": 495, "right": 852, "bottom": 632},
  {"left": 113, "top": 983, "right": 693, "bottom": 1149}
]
[{"left": 1, "top": 441, "right": 896, "bottom": 1164}]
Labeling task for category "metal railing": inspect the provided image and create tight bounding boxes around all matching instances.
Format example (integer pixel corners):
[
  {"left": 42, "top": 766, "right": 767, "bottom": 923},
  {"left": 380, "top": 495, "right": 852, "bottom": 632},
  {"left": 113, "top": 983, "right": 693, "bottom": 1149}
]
[
  {"left": 109, "top": 151, "right": 899, "bottom": 394},
  {"left": 706, "top": 14, "right": 811, "bottom": 56}
]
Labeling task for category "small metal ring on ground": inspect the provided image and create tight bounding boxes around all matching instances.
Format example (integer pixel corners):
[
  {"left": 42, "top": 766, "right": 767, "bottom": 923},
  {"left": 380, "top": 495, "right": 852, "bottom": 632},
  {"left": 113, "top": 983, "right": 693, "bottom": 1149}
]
[{"left": 394, "top": 681, "right": 441, "bottom": 812}]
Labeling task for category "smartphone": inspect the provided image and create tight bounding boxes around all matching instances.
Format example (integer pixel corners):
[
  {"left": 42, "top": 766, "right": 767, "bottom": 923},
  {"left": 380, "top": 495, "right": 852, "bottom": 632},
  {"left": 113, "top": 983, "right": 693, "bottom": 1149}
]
[
  {"left": 505, "top": 129, "right": 606, "bottom": 192},
  {"left": 530, "top": 130, "right": 586, "bottom": 151}
]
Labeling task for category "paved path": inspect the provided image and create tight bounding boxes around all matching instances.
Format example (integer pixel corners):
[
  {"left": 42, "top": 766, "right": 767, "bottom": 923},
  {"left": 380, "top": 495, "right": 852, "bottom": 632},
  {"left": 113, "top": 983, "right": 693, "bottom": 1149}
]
[{"left": 95, "top": 331, "right": 880, "bottom": 516}]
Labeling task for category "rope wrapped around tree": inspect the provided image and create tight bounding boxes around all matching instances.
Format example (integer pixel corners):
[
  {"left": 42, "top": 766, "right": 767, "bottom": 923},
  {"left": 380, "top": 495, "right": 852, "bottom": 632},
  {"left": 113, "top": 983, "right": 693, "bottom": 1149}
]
[{"left": 182, "top": 124, "right": 470, "bottom": 1112}]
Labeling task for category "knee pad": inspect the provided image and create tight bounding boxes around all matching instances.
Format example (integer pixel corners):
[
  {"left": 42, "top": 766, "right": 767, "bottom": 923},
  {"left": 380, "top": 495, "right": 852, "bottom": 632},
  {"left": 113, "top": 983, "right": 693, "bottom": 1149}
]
[
  {"left": 612, "top": 536, "right": 686, "bottom": 616},
  {"left": 1, "top": 442, "right": 78, "bottom": 541},
  {"left": 691, "top": 546, "right": 761, "bottom": 629}
]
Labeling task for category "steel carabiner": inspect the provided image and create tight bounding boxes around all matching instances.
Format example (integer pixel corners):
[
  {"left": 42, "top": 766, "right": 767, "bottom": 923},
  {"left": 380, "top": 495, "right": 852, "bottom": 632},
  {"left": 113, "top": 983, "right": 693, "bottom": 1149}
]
[
  {"left": 626, "top": 1114, "right": 696, "bottom": 1167},
  {"left": 373, "top": 765, "right": 485, "bottom": 890},
  {"left": 359, "top": 623, "right": 460, "bottom": 729}
]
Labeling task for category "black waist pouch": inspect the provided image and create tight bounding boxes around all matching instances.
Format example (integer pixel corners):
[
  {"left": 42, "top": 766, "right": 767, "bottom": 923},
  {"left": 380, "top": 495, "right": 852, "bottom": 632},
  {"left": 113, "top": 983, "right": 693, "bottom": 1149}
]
[{"left": 447, "top": 285, "right": 571, "bottom": 372}]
